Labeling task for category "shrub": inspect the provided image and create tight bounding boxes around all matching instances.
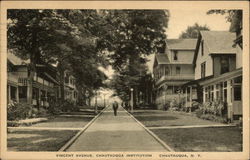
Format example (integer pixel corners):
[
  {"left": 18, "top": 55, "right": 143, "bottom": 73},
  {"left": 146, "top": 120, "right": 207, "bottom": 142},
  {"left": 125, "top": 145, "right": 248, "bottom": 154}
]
[
  {"left": 200, "top": 114, "right": 227, "bottom": 123},
  {"left": 163, "top": 100, "right": 171, "bottom": 110},
  {"left": 30, "top": 108, "right": 39, "bottom": 118},
  {"left": 61, "top": 99, "right": 79, "bottom": 112},
  {"left": 195, "top": 100, "right": 228, "bottom": 123},
  {"left": 195, "top": 109, "right": 203, "bottom": 118},
  {"left": 7, "top": 101, "right": 33, "bottom": 121},
  {"left": 48, "top": 100, "right": 62, "bottom": 115},
  {"left": 37, "top": 107, "right": 47, "bottom": 116}
]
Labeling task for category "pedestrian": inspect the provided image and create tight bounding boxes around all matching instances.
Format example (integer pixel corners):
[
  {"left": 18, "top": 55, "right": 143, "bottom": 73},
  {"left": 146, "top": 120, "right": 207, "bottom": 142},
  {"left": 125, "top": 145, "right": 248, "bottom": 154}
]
[{"left": 112, "top": 101, "right": 119, "bottom": 116}]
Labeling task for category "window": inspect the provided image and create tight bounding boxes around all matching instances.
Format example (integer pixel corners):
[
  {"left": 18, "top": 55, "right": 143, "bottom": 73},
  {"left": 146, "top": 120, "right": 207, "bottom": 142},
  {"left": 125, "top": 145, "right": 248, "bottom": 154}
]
[
  {"left": 176, "top": 66, "right": 181, "bottom": 74},
  {"left": 201, "top": 62, "right": 206, "bottom": 78},
  {"left": 65, "top": 74, "right": 69, "bottom": 83},
  {"left": 18, "top": 86, "right": 27, "bottom": 99},
  {"left": 221, "top": 57, "right": 229, "bottom": 74},
  {"left": 165, "top": 67, "right": 169, "bottom": 76},
  {"left": 234, "top": 76, "right": 242, "bottom": 83},
  {"left": 201, "top": 40, "right": 204, "bottom": 56},
  {"left": 10, "top": 86, "right": 17, "bottom": 100},
  {"left": 173, "top": 51, "right": 178, "bottom": 61},
  {"left": 234, "top": 86, "right": 241, "bottom": 101}
]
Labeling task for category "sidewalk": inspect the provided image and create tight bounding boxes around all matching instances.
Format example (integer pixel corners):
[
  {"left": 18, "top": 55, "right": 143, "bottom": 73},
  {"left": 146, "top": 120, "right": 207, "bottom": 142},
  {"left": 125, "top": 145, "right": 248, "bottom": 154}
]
[{"left": 66, "top": 106, "right": 169, "bottom": 151}]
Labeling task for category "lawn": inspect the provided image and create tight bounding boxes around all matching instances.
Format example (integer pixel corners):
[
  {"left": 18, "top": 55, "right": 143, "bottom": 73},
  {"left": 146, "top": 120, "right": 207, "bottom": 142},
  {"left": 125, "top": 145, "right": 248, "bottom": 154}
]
[
  {"left": 133, "top": 110, "right": 222, "bottom": 127},
  {"left": 151, "top": 127, "right": 242, "bottom": 152},
  {"left": 8, "top": 129, "right": 78, "bottom": 151},
  {"left": 30, "top": 116, "right": 94, "bottom": 128},
  {"left": 7, "top": 110, "right": 97, "bottom": 151}
]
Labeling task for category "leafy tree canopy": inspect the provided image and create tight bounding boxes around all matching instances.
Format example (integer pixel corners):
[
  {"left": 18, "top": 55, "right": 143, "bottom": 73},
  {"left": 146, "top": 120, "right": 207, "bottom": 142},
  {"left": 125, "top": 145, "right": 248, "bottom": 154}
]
[
  {"left": 179, "top": 23, "right": 210, "bottom": 39},
  {"left": 207, "top": 10, "right": 242, "bottom": 32}
]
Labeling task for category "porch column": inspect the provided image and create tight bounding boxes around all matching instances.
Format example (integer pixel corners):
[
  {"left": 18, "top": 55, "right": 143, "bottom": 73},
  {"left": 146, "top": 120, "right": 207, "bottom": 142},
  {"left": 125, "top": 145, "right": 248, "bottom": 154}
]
[
  {"left": 16, "top": 86, "right": 19, "bottom": 103},
  {"left": 45, "top": 90, "right": 48, "bottom": 107},
  {"left": 185, "top": 87, "right": 188, "bottom": 108},
  {"left": 227, "top": 80, "right": 233, "bottom": 121},
  {"left": 27, "top": 84, "right": 31, "bottom": 104},
  {"left": 203, "top": 87, "right": 206, "bottom": 103},
  {"left": 8, "top": 85, "right": 11, "bottom": 103},
  {"left": 213, "top": 84, "right": 216, "bottom": 100},
  {"left": 38, "top": 88, "right": 41, "bottom": 107},
  {"left": 189, "top": 86, "right": 192, "bottom": 112}
]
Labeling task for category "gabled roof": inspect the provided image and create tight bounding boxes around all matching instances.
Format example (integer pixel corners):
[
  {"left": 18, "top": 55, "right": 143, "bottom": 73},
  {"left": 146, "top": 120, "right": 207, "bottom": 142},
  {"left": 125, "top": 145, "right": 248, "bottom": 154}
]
[
  {"left": 166, "top": 39, "right": 197, "bottom": 50},
  {"left": 200, "top": 31, "right": 236, "bottom": 54},
  {"left": 7, "top": 52, "right": 30, "bottom": 65},
  {"left": 193, "top": 31, "right": 237, "bottom": 65},
  {"left": 155, "top": 54, "right": 170, "bottom": 65}
]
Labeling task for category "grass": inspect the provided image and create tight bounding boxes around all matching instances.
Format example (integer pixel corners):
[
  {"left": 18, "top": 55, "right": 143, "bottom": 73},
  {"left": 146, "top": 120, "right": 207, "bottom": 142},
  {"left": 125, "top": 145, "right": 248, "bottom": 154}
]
[
  {"left": 132, "top": 110, "right": 222, "bottom": 127},
  {"left": 151, "top": 127, "right": 242, "bottom": 152},
  {"left": 30, "top": 116, "right": 93, "bottom": 128},
  {"left": 8, "top": 129, "right": 78, "bottom": 151}
]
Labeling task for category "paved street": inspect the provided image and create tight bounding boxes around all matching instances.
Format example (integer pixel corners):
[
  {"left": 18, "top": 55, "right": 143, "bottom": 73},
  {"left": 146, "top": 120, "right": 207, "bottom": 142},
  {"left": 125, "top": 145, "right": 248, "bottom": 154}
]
[{"left": 66, "top": 106, "right": 168, "bottom": 151}]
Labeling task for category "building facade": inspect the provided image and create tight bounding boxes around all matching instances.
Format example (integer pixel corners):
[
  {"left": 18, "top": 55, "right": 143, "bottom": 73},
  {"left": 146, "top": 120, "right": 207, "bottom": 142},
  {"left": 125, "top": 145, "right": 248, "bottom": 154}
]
[
  {"left": 153, "top": 39, "right": 197, "bottom": 109},
  {"left": 184, "top": 31, "right": 242, "bottom": 120},
  {"left": 64, "top": 71, "right": 78, "bottom": 104},
  {"left": 7, "top": 52, "right": 59, "bottom": 108}
]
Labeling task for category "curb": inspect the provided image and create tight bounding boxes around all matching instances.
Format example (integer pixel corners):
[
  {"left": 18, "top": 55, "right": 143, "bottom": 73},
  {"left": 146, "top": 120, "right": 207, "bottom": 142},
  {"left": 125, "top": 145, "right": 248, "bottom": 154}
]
[
  {"left": 58, "top": 107, "right": 108, "bottom": 151},
  {"left": 125, "top": 109, "right": 175, "bottom": 152},
  {"left": 148, "top": 124, "right": 236, "bottom": 130}
]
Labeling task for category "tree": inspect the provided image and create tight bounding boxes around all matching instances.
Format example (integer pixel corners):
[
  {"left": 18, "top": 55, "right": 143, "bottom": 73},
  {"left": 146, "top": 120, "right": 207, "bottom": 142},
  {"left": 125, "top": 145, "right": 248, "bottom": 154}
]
[
  {"left": 7, "top": 9, "right": 107, "bottom": 105},
  {"left": 179, "top": 23, "right": 210, "bottom": 39},
  {"left": 207, "top": 10, "right": 242, "bottom": 32},
  {"left": 99, "top": 10, "right": 169, "bottom": 71},
  {"left": 110, "top": 58, "right": 153, "bottom": 106},
  {"left": 104, "top": 10, "right": 169, "bottom": 105}
]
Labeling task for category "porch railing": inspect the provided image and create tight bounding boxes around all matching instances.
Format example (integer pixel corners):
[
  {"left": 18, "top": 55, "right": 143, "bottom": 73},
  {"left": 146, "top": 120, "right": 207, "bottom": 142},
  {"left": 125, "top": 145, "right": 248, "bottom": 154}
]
[{"left": 156, "top": 74, "right": 194, "bottom": 85}]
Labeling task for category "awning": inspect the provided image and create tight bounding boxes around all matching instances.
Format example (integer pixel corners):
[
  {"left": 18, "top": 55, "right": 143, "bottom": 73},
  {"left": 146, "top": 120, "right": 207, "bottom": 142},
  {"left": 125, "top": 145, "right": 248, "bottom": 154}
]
[{"left": 199, "top": 68, "right": 242, "bottom": 86}]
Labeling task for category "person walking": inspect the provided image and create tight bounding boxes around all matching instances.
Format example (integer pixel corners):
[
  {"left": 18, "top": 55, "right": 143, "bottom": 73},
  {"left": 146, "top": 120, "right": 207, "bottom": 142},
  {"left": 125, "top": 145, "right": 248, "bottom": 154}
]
[{"left": 112, "top": 101, "right": 119, "bottom": 116}]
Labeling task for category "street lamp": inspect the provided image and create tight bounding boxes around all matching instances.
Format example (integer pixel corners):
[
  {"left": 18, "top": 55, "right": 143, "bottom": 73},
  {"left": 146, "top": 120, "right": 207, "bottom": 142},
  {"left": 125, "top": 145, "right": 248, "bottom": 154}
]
[{"left": 130, "top": 88, "right": 134, "bottom": 113}]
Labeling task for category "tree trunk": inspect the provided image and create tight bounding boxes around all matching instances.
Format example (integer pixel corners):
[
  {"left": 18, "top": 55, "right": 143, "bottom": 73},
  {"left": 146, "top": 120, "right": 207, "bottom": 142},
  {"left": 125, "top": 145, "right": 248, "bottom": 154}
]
[
  {"left": 58, "top": 64, "right": 65, "bottom": 101},
  {"left": 27, "top": 53, "right": 36, "bottom": 105}
]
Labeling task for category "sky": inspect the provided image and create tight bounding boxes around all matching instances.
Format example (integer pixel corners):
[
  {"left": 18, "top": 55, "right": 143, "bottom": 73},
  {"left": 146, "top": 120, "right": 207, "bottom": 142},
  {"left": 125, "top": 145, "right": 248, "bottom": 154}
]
[{"left": 100, "top": 8, "right": 231, "bottom": 102}]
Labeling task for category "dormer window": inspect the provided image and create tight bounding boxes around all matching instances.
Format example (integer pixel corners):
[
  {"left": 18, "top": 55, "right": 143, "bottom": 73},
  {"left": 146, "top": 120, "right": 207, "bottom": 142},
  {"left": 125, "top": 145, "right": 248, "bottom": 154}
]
[
  {"left": 221, "top": 57, "right": 229, "bottom": 74},
  {"left": 173, "top": 51, "right": 178, "bottom": 61}
]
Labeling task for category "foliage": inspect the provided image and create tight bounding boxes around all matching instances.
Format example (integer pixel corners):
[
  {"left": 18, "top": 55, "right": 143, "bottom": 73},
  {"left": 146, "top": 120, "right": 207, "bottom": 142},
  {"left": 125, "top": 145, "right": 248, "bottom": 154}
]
[
  {"left": 195, "top": 100, "right": 228, "bottom": 123},
  {"left": 179, "top": 23, "right": 210, "bottom": 39},
  {"left": 110, "top": 61, "right": 152, "bottom": 102},
  {"left": 199, "top": 101, "right": 225, "bottom": 116},
  {"left": 7, "top": 10, "right": 169, "bottom": 107},
  {"left": 100, "top": 10, "right": 169, "bottom": 70},
  {"left": 7, "top": 101, "right": 33, "bottom": 121},
  {"left": 60, "top": 99, "right": 79, "bottom": 112},
  {"left": 207, "top": 10, "right": 242, "bottom": 32},
  {"left": 7, "top": 10, "right": 108, "bottom": 103},
  {"left": 199, "top": 114, "right": 228, "bottom": 123}
]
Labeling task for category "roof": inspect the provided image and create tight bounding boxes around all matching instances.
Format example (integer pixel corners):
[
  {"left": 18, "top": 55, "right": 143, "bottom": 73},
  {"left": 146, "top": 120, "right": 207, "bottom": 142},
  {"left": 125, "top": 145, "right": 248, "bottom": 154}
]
[
  {"left": 155, "top": 54, "right": 170, "bottom": 65},
  {"left": 200, "top": 31, "right": 236, "bottom": 54},
  {"left": 166, "top": 39, "right": 197, "bottom": 50},
  {"left": 7, "top": 52, "right": 30, "bottom": 65}
]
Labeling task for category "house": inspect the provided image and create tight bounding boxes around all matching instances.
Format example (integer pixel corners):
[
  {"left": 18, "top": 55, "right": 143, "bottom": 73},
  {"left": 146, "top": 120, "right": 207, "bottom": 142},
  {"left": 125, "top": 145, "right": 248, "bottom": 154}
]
[
  {"left": 7, "top": 52, "right": 59, "bottom": 108},
  {"left": 64, "top": 71, "right": 78, "bottom": 104},
  {"left": 183, "top": 31, "right": 242, "bottom": 120},
  {"left": 153, "top": 39, "right": 197, "bottom": 109}
]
